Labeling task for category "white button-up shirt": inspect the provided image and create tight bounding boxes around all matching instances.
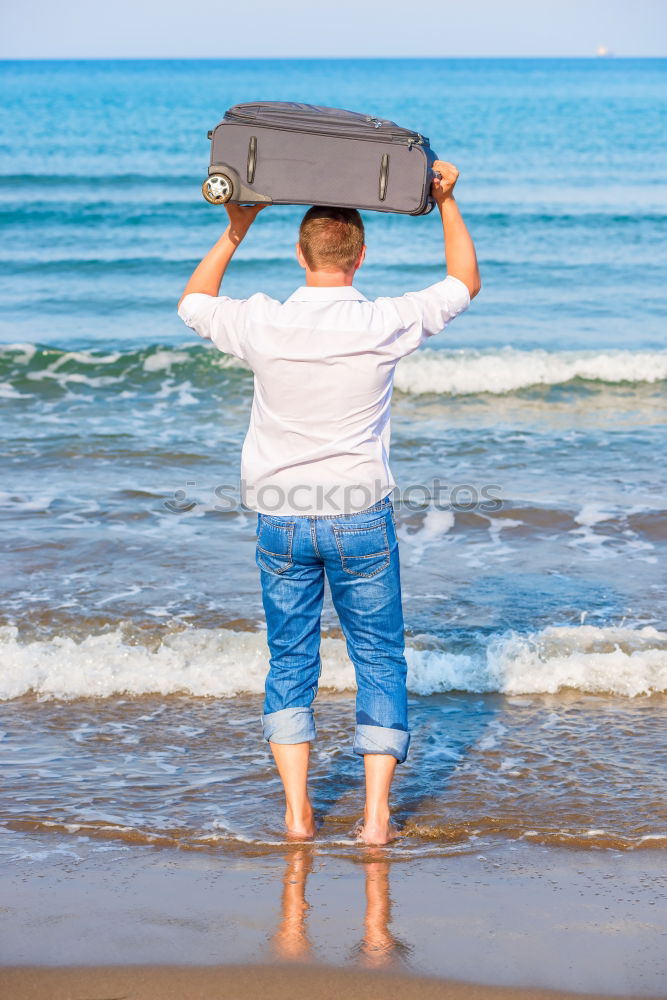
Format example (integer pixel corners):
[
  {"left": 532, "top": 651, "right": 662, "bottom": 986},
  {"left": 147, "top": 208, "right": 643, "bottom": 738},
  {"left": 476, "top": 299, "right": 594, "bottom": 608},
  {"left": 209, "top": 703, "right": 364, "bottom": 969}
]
[{"left": 178, "top": 276, "right": 470, "bottom": 515}]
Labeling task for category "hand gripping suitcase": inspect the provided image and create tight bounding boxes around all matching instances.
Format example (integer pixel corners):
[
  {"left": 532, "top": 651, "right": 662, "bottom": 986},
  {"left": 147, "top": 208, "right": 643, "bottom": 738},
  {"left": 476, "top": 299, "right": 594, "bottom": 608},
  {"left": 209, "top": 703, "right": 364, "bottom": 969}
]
[{"left": 202, "top": 102, "right": 437, "bottom": 216}]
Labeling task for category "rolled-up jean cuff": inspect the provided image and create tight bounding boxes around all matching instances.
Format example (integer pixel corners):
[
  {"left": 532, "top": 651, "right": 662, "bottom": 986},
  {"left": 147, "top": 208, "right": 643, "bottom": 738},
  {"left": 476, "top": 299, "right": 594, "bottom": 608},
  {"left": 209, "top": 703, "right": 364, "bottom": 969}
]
[
  {"left": 353, "top": 724, "right": 410, "bottom": 764},
  {"left": 262, "top": 706, "right": 316, "bottom": 744}
]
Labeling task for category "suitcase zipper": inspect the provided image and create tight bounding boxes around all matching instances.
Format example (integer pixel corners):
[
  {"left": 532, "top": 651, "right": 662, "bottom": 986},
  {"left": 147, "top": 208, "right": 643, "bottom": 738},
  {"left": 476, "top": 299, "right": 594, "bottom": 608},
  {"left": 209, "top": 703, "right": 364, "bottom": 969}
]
[
  {"left": 227, "top": 120, "right": 425, "bottom": 147},
  {"left": 222, "top": 108, "right": 425, "bottom": 147}
]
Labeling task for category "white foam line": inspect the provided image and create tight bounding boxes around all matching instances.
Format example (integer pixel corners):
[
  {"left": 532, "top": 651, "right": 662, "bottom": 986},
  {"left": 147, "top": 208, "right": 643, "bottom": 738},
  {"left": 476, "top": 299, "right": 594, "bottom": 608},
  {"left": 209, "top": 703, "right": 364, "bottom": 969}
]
[
  {"left": 0, "top": 622, "right": 665, "bottom": 701},
  {"left": 394, "top": 347, "right": 667, "bottom": 396}
]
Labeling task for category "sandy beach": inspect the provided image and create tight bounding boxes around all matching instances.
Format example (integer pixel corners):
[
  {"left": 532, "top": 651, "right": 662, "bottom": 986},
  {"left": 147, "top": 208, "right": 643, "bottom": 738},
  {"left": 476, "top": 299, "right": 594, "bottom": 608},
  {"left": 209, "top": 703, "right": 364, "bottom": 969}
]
[{"left": 1, "top": 836, "right": 665, "bottom": 998}]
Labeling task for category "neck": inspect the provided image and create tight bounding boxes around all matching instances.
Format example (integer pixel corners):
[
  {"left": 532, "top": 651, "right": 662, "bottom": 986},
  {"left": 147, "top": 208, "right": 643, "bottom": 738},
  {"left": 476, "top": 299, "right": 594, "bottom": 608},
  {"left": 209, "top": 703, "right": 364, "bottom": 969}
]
[{"left": 304, "top": 269, "right": 356, "bottom": 287}]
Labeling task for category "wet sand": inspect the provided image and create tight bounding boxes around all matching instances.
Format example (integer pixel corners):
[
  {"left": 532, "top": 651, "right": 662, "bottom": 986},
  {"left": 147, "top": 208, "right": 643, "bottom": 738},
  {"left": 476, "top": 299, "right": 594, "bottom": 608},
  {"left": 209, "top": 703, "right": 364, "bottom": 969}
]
[
  {"left": 0, "top": 963, "right": 656, "bottom": 1000},
  {"left": 1, "top": 837, "right": 665, "bottom": 997}
]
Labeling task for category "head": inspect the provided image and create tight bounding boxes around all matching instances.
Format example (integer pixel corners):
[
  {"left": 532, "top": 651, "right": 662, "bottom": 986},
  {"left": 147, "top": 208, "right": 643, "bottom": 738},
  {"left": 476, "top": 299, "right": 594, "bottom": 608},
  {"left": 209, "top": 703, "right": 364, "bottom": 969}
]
[{"left": 296, "top": 206, "right": 366, "bottom": 285}]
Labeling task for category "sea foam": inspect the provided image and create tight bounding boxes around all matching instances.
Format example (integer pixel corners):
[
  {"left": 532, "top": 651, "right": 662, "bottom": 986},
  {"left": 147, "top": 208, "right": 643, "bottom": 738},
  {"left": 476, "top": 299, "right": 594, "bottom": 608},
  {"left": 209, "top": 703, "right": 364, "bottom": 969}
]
[
  {"left": 393, "top": 347, "right": 667, "bottom": 395},
  {"left": 0, "top": 623, "right": 664, "bottom": 701}
]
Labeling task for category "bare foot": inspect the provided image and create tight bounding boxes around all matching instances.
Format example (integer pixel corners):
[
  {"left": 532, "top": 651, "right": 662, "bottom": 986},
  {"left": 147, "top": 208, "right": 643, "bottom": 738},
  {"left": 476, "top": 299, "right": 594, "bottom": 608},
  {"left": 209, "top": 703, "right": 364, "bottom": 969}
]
[
  {"left": 285, "top": 804, "right": 316, "bottom": 840},
  {"left": 356, "top": 812, "right": 401, "bottom": 846}
]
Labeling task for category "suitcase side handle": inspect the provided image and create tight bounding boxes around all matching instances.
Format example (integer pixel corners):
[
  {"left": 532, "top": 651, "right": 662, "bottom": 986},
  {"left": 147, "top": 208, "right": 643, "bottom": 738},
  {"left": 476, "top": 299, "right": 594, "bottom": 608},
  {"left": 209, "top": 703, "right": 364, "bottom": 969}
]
[
  {"left": 247, "top": 136, "right": 257, "bottom": 184},
  {"left": 378, "top": 153, "right": 389, "bottom": 202}
]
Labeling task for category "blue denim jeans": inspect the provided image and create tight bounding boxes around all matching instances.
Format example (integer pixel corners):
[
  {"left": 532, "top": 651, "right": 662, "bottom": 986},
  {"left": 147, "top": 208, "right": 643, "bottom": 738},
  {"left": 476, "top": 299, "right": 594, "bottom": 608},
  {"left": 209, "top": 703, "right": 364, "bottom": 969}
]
[{"left": 256, "top": 496, "right": 410, "bottom": 763}]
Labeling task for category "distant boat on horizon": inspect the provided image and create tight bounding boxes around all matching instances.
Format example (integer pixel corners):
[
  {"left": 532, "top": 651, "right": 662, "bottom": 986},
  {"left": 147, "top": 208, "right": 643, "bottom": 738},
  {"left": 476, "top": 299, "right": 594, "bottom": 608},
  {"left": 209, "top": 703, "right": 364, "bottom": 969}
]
[{"left": 596, "top": 44, "right": 614, "bottom": 58}]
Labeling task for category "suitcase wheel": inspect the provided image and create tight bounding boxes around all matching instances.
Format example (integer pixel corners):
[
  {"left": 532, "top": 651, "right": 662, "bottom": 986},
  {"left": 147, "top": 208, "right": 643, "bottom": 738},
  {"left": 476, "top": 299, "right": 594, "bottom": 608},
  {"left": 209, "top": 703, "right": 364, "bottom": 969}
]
[{"left": 202, "top": 173, "right": 234, "bottom": 205}]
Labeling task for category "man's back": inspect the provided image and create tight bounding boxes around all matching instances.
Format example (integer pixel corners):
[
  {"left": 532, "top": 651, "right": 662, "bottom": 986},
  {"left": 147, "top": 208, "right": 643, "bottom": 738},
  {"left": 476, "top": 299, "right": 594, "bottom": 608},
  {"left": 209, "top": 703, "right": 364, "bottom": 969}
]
[{"left": 178, "top": 276, "right": 470, "bottom": 514}]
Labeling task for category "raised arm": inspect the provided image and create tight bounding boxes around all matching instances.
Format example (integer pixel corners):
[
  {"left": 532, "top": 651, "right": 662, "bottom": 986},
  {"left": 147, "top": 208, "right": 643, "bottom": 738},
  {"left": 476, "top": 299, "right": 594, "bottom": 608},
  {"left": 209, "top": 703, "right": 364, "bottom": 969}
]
[
  {"left": 432, "top": 161, "right": 481, "bottom": 299},
  {"left": 177, "top": 203, "right": 265, "bottom": 310}
]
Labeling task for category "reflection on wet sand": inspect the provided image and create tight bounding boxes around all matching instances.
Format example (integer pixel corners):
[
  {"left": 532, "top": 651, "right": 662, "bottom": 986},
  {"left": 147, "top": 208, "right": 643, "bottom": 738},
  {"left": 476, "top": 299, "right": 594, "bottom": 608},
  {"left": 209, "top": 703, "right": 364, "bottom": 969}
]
[
  {"left": 356, "top": 851, "right": 411, "bottom": 968},
  {"left": 271, "top": 848, "right": 411, "bottom": 968},
  {"left": 271, "top": 848, "right": 314, "bottom": 961}
]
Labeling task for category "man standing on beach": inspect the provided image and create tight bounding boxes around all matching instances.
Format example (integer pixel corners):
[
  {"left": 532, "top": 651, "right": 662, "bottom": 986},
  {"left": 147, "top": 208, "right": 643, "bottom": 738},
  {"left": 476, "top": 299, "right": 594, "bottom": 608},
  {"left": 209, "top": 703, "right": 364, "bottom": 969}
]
[{"left": 178, "top": 162, "right": 480, "bottom": 845}]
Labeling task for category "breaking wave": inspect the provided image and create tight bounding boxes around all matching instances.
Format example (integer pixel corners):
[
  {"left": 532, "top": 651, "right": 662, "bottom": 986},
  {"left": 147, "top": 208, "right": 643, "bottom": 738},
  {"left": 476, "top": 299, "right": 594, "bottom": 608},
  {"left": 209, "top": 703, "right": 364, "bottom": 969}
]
[
  {"left": 1, "top": 622, "right": 665, "bottom": 701},
  {"left": 393, "top": 346, "right": 667, "bottom": 395},
  {"left": 2, "top": 342, "right": 667, "bottom": 399}
]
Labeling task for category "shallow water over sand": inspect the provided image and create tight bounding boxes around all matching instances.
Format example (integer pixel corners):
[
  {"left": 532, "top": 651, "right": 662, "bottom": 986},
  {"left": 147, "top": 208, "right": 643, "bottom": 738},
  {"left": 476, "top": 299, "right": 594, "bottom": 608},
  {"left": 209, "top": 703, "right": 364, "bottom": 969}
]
[{"left": 2, "top": 688, "right": 665, "bottom": 857}]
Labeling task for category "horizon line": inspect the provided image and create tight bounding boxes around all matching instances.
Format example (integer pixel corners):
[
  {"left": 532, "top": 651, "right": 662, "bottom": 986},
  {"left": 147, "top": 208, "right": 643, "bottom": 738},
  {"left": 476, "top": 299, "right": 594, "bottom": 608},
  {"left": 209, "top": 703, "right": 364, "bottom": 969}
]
[{"left": 1, "top": 54, "right": 666, "bottom": 62}]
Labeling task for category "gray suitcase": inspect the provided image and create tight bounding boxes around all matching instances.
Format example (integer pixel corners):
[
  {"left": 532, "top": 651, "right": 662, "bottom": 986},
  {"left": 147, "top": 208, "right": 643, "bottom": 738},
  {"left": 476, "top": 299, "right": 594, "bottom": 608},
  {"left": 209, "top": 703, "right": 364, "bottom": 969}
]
[{"left": 202, "top": 102, "right": 437, "bottom": 216}]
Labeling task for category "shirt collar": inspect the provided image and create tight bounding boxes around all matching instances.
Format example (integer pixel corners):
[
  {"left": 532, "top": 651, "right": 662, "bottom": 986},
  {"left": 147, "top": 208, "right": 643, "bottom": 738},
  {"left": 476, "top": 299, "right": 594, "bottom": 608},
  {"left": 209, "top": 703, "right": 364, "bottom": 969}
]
[{"left": 285, "top": 285, "right": 368, "bottom": 303}]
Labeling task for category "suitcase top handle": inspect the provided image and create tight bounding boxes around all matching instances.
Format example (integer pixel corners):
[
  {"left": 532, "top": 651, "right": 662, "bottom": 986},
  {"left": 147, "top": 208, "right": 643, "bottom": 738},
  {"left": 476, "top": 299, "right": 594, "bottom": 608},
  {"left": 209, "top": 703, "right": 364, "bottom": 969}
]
[{"left": 220, "top": 102, "right": 428, "bottom": 147}]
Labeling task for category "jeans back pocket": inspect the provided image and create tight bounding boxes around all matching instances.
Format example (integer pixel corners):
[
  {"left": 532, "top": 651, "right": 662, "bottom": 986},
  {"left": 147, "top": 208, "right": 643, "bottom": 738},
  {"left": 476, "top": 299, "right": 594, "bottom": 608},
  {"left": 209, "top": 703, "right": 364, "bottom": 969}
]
[
  {"left": 256, "top": 517, "right": 295, "bottom": 575},
  {"left": 333, "top": 520, "right": 390, "bottom": 578}
]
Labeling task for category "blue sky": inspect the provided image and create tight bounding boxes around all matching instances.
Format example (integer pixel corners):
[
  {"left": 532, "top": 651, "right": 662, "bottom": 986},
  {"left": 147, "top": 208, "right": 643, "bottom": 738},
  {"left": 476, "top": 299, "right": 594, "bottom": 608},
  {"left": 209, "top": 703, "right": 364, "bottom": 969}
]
[{"left": 2, "top": 0, "right": 666, "bottom": 58}]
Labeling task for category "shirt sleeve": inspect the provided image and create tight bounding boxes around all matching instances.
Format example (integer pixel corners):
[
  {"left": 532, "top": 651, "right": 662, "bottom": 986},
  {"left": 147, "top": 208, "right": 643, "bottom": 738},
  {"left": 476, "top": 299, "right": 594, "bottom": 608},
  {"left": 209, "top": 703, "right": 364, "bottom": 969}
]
[
  {"left": 376, "top": 275, "right": 471, "bottom": 358},
  {"left": 177, "top": 292, "right": 248, "bottom": 360}
]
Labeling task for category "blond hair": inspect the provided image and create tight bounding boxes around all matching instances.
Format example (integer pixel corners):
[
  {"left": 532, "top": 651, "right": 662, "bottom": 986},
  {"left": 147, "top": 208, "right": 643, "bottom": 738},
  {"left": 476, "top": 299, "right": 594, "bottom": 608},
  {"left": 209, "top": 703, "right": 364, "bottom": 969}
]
[{"left": 298, "top": 206, "right": 365, "bottom": 272}]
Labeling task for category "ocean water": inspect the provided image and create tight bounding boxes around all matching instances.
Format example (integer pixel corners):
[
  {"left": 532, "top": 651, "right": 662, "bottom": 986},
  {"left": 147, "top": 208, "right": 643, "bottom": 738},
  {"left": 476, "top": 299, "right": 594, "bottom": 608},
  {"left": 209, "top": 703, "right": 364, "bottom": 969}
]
[{"left": 0, "top": 58, "right": 666, "bottom": 858}]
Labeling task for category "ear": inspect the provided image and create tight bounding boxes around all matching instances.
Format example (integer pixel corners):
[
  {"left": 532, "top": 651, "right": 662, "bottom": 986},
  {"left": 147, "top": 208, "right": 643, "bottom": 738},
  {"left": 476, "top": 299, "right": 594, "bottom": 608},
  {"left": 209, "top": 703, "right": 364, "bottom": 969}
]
[
  {"left": 355, "top": 245, "right": 367, "bottom": 270},
  {"left": 296, "top": 242, "right": 307, "bottom": 270}
]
